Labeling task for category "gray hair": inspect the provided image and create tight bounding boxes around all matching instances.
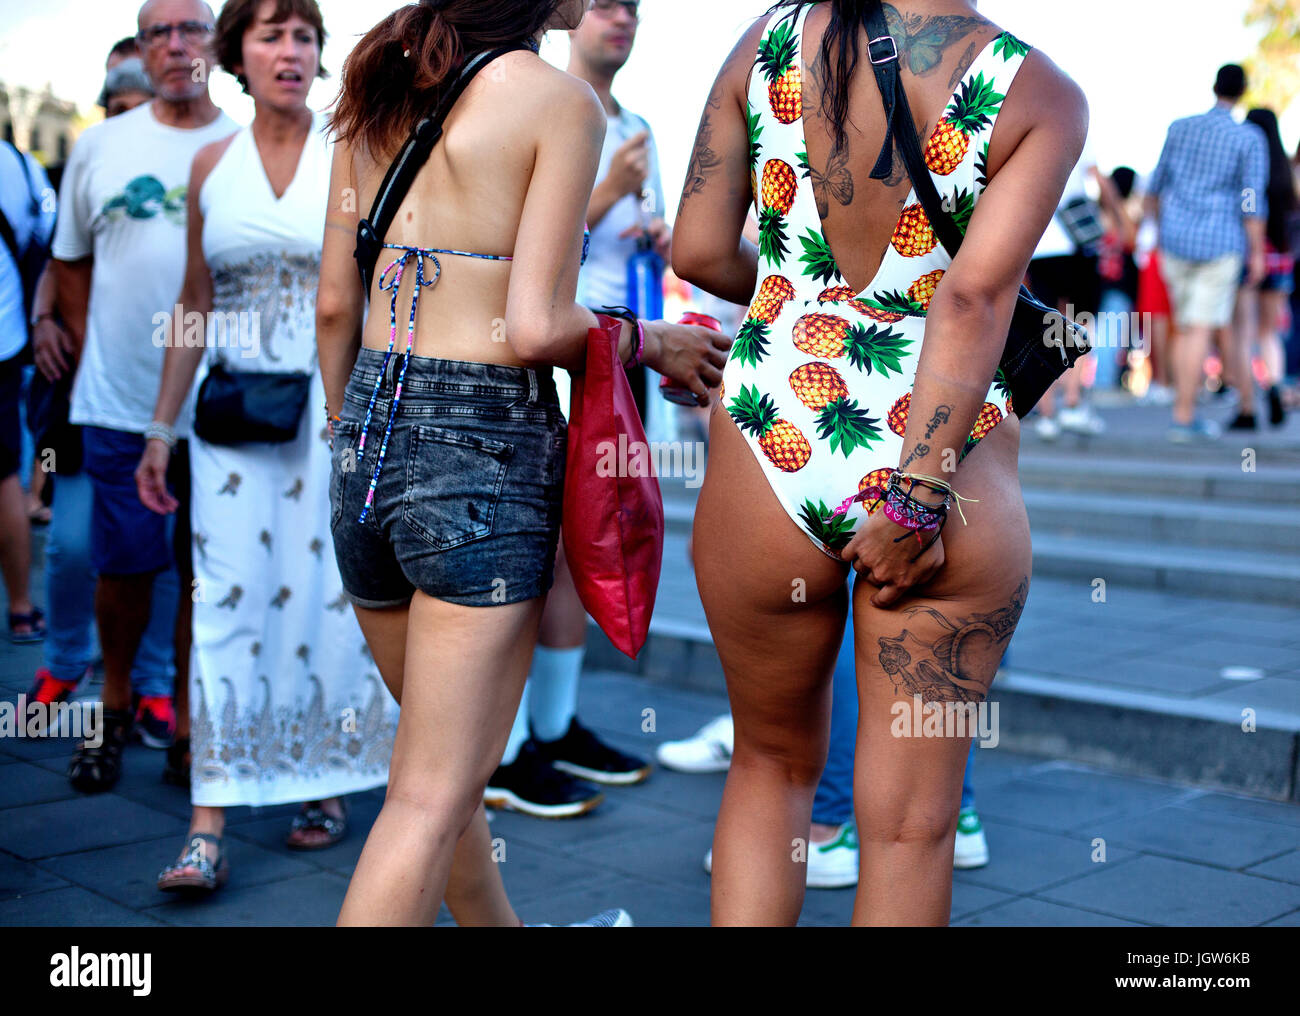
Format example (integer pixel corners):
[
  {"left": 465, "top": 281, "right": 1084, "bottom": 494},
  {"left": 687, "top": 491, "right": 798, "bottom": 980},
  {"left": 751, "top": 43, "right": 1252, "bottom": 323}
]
[{"left": 98, "top": 56, "right": 156, "bottom": 108}]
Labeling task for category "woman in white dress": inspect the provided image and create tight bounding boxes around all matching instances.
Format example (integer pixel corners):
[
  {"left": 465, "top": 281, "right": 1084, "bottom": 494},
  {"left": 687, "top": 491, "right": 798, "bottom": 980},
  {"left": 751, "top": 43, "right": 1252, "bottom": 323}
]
[{"left": 137, "top": 0, "right": 396, "bottom": 892}]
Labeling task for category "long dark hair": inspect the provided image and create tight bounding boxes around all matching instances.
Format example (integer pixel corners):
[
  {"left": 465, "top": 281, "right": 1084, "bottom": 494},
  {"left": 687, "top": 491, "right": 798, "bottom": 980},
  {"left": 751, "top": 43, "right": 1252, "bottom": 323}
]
[
  {"left": 1245, "top": 108, "right": 1298, "bottom": 250},
  {"left": 331, "top": 0, "right": 568, "bottom": 156},
  {"left": 765, "top": 0, "right": 877, "bottom": 153}
]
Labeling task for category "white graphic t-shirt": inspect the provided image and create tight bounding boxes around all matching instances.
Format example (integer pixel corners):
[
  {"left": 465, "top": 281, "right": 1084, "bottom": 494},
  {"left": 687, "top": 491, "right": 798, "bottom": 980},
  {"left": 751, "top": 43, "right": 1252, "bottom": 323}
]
[{"left": 52, "top": 102, "right": 237, "bottom": 435}]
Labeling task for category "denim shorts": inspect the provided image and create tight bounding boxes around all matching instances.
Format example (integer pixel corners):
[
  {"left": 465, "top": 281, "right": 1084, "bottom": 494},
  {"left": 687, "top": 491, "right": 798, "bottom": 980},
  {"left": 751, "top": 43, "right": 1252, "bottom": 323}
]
[
  {"left": 82, "top": 425, "right": 191, "bottom": 577},
  {"left": 330, "top": 348, "right": 567, "bottom": 609}
]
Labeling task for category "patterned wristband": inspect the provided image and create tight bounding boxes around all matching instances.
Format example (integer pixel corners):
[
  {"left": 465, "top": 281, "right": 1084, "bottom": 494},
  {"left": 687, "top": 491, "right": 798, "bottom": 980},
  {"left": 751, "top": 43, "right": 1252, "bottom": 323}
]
[{"left": 145, "top": 421, "right": 177, "bottom": 450}]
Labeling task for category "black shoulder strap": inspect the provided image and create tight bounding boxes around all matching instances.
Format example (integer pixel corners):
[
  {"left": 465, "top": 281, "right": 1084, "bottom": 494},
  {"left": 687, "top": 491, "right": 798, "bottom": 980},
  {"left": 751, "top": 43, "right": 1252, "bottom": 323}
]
[
  {"left": 861, "top": 2, "right": 966, "bottom": 260},
  {"left": 354, "top": 44, "right": 533, "bottom": 296}
]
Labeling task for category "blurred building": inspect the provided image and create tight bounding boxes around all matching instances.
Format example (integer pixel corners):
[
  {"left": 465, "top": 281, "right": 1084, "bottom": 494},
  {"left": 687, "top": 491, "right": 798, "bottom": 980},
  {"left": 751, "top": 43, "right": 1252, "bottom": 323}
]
[{"left": 0, "top": 81, "right": 79, "bottom": 164}]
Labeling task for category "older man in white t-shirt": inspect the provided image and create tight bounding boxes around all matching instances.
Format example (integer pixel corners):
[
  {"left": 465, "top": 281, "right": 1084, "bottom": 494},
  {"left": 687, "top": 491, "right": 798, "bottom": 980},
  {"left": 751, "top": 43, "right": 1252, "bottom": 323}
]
[{"left": 51, "top": 0, "right": 235, "bottom": 792}]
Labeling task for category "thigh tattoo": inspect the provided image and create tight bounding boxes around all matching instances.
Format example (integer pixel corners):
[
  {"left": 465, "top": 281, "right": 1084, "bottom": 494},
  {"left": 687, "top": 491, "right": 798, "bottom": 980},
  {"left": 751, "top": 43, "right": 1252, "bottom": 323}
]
[{"left": 876, "top": 578, "right": 1028, "bottom": 703}]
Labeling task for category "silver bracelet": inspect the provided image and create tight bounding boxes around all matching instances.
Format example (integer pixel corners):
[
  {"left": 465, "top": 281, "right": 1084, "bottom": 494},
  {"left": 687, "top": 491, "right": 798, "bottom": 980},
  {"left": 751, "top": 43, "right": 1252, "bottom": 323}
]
[{"left": 144, "top": 421, "right": 177, "bottom": 449}]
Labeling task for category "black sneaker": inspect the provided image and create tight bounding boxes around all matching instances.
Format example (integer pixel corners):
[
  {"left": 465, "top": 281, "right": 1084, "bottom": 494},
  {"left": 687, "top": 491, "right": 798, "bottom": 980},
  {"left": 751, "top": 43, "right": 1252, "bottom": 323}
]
[
  {"left": 1268, "top": 386, "right": 1287, "bottom": 427},
  {"left": 483, "top": 740, "right": 604, "bottom": 819},
  {"left": 535, "top": 719, "right": 652, "bottom": 786},
  {"left": 1227, "top": 412, "right": 1258, "bottom": 431}
]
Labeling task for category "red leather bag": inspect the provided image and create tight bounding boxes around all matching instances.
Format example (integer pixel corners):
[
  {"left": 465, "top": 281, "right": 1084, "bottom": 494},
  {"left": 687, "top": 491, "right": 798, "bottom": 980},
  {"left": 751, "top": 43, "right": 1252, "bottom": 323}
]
[{"left": 563, "top": 315, "right": 663, "bottom": 659}]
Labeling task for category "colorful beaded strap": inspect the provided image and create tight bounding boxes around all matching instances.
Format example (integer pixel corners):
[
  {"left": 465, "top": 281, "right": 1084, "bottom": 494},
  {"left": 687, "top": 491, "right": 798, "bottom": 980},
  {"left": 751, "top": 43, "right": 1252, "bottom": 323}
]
[
  {"left": 353, "top": 228, "right": 590, "bottom": 525},
  {"left": 354, "top": 243, "right": 510, "bottom": 523}
]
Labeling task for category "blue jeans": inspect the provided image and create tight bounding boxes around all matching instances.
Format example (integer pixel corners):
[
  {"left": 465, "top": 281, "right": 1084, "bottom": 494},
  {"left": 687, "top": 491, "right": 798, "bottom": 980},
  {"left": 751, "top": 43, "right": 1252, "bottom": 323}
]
[
  {"left": 812, "top": 576, "right": 981, "bottom": 825},
  {"left": 43, "top": 468, "right": 178, "bottom": 697},
  {"left": 1093, "top": 288, "right": 1133, "bottom": 390}
]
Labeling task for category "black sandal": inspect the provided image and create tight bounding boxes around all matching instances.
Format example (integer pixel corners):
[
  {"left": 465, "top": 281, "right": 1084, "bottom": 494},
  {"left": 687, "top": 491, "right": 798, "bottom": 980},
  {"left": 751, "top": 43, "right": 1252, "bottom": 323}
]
[
  {"left": 157, "top": 833, "right": 229, "bottom": 893},
  {"left": 163, "top": 736, "right": 191, "bottom": 789},
  {"left": 8, "top": 607, "right": 46, "bottom": 645},
  {"left": 67, "top": 708, "right": 132, "bottom": 794}
]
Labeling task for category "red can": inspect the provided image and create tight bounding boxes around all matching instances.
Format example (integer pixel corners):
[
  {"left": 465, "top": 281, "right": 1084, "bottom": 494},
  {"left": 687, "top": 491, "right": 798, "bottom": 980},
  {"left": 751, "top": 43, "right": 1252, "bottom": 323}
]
[{"left": 661, "top": 312, "right": 723, "bottom": 406}]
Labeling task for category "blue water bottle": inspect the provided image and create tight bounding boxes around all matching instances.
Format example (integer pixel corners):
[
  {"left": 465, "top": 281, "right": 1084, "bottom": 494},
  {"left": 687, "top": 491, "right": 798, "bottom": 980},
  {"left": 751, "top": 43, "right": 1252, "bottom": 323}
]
[{"left": 626, "top": 231, "right": 664, "bottom": 320}]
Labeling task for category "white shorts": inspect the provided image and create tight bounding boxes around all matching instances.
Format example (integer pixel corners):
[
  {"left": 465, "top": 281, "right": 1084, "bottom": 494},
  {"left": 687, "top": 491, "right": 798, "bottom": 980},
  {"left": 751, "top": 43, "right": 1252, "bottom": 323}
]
[{"left": 1159, "top": 252, "right": 1243, "bottom": 329}]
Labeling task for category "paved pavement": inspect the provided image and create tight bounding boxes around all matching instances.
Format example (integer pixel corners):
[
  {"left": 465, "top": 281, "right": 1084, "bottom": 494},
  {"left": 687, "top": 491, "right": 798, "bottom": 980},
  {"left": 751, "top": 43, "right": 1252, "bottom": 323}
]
[
  {"left": 3, "top": 654, "right": 1300, "bottom": 926},
  {"left": 2, "top": 390, "right": 1299, "bottom": 925}
]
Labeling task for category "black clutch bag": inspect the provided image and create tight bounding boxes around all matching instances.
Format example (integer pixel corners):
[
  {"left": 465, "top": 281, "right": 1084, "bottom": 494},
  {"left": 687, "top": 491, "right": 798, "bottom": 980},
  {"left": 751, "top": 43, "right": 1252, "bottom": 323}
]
[{"left": 193, "top": 361, "right": 312, "bottom": 446}]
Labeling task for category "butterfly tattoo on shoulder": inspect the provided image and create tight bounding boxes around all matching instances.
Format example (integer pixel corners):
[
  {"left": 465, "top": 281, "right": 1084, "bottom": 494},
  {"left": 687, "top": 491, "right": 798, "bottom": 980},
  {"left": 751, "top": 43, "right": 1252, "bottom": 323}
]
[{"left": 882, "top": 3, "right": 986, "bottom": 77}]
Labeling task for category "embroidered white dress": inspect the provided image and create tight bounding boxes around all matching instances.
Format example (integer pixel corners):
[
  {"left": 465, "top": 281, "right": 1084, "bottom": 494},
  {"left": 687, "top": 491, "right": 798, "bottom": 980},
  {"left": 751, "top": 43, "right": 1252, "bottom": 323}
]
[{"left": 188, "top": 114, "right": 397, "bottom": 807}]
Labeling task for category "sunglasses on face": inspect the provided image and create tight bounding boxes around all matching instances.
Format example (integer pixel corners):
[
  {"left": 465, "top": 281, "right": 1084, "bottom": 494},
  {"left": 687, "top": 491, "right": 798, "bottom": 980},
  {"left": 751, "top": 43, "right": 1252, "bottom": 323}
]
[
  {"left": 136, "top": 21, "right": 214, "bottom": 50},
  {"left": 591, "top": 0, "right": 640, "bottom": 21}
]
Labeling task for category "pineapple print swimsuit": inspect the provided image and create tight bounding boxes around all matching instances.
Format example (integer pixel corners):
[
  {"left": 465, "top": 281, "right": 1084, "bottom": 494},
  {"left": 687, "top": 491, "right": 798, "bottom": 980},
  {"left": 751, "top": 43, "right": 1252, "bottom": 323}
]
[{"left": 725, "top": 4, "right": 1032, "bottom": 560}]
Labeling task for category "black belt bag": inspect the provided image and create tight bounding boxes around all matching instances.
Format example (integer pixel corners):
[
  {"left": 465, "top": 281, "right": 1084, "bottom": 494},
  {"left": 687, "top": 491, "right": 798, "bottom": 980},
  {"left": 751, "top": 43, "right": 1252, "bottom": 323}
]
[
  {"left": 193, "top": 361, "right": 312, "bottom": 446},
  {"left": 862, "top": 4, "right": 1090, "bottom": 416}
]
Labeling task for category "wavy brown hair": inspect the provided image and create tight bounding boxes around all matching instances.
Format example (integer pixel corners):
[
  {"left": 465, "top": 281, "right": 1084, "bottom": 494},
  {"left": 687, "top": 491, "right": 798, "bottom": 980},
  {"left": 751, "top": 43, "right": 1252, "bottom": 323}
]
[
  {"left": 331, "top": 0, "right": 568, "bottom": 158},
  {"left": 215, "top": 0, "right": 329, "bottom": 95}
]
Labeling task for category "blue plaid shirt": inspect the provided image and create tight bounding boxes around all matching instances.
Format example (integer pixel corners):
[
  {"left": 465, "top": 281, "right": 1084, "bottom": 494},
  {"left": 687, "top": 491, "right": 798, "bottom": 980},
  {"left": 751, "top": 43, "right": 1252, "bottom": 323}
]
[{"left": 1148, "top": 106, "right": 1268, "bottom": 262}]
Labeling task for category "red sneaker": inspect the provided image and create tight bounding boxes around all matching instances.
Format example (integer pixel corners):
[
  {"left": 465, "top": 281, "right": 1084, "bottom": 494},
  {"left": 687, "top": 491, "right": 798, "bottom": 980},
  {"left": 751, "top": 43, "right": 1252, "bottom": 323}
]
[
  {"left": 135, "top": 695, "right": 177, "bottom": 750},
  {"left": 26, "top": 668, "right": 81, "bottom": 735}
]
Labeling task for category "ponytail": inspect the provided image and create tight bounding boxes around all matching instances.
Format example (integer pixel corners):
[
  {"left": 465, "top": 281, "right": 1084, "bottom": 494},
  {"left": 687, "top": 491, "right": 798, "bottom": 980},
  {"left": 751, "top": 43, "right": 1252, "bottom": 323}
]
[{"left": 331, "top": 0, "right": 566, "bottom": 157}]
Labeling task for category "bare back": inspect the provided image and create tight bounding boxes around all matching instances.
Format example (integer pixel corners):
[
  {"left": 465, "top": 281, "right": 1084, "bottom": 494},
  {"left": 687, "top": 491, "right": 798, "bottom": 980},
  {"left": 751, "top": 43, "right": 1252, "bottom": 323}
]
[
  {"left": 340, "top": 50, "right": 600, "bottom": 366},
  {"left": 779, "top": 2, "right": 1032, "bottom": 294}
]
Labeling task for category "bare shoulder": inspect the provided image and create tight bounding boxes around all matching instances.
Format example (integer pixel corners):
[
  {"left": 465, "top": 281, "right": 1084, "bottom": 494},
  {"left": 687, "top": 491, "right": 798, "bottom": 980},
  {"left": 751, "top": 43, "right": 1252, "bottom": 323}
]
[
  {"left": 1007, "top": 47, "right": 1088, "bottom": 147},
  {"left": 500, "top": 52, "right": 604, "bottom": 134},
  {"left": 191, "top": 132, "right": 240, "bottom": 189}
]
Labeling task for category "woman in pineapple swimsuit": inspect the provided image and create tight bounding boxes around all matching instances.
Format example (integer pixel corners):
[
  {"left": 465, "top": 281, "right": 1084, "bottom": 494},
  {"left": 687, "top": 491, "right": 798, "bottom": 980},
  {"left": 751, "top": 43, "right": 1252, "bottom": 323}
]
[{"left": 674, "top": 0, "right": 1086, "bottom": 924}]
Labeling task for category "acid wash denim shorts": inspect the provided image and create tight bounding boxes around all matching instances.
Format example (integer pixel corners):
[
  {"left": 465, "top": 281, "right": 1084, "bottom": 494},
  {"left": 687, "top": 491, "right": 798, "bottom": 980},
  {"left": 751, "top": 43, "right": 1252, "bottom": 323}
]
[{"left": 330, "top": 348, "right": 567, "bottom": 608}]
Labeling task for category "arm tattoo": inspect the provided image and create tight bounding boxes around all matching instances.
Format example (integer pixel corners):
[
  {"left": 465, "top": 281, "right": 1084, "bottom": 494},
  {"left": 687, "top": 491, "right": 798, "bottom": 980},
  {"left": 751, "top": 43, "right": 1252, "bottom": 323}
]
[
  {"left": 923, "top": 405, "right": 952, "bottom": 440},
  {"left": 877, "top": 579, "right": 1028, "bottom": 703},
  {"left": 898, "top": 442, "right": 930, "bottom": 470},
  {"left": 679, "top": 91, "right": 724, "bottom": 205}
]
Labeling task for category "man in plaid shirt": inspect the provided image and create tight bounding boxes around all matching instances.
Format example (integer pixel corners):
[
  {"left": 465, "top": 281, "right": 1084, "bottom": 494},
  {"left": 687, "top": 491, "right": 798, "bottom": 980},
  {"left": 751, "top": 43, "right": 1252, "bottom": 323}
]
[{"left": 1145, "top": 64, "right": 1267, "bottom": 442}]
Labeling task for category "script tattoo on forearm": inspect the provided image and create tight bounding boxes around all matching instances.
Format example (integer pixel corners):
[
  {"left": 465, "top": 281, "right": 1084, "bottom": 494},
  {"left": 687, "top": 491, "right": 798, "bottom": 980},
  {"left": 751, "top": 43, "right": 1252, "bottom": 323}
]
[
  {"left": 924, "top": 405, "right": 952, "bottom": 440},
  {"left": 876, "top": 578, "right": 1028, "bottom": 703},
  {"left": 899, "top": 442, "right": 931, "bottom": 470},
  {"left": 679, "top": 91, "right": 724, "bottom": 205}
]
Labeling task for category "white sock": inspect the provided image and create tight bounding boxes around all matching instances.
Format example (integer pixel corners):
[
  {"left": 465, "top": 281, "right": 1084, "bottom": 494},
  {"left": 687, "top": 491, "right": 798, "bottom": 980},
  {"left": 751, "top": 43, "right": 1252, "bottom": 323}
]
[
  {"left": 528, "top": 646, "right": 584, "bottom": 743},
  {"left": 501, "top": 682, "right": 531, "bottom": 766}
]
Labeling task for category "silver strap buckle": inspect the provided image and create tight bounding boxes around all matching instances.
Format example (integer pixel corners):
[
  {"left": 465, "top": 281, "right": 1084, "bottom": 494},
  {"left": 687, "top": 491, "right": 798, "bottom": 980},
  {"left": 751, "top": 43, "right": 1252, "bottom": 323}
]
[{"left": 868, "top": 35, "right": 898, "bottom": 65}]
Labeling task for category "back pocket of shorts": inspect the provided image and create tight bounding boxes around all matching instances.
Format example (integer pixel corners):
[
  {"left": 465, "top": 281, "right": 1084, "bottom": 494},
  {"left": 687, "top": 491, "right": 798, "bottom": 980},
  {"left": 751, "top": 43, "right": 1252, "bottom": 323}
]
[
  {"left": 330, "top": 421, "right": 361, "bottom": 529},
  {"left": 403, "top": 425, "right": 513, "bottom": 551}
]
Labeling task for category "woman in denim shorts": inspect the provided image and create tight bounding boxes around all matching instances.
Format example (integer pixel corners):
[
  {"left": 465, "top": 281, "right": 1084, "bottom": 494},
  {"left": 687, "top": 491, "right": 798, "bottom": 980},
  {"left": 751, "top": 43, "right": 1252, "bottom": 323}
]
[{"left": 316, "top": 0, "right": 728, "bottom": 926}]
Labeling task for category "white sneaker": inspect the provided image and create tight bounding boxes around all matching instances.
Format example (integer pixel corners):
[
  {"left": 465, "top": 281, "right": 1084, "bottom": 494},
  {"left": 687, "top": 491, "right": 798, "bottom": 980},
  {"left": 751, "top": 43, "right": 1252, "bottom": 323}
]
[
  {"left": 807, "top": 822, "right": 859, "bottom": 889},
  {"left": 953, "top": 807, "right": 989, "bottom": 869},
  {"left": 1058, "top": 405, "right": 1106, "bottom": 436},
  {"left": 704, "top": 822, "right": 860, "bottom": 889},
  {"left": 656, "top": 714, "right": 733, "bottom": 774},
  {"left": 528, "top": 908, "right": 634, "bottom": 927},
  {"left": 1141, "top": 382, "right": 1175, "bottom": 406},
  {"left": 1033, "top": 415, "right": 1061, "bottom": 441}
]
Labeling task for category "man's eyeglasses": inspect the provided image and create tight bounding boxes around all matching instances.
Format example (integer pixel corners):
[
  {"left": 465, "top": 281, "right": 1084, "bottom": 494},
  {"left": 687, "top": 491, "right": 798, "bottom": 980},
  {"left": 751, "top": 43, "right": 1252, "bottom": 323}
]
[
  {"left": 591, "top": 0, "right": 640, "bottom": 22},
  {"left": 136, "top": 21, "right": 214, "bottom": 49}
]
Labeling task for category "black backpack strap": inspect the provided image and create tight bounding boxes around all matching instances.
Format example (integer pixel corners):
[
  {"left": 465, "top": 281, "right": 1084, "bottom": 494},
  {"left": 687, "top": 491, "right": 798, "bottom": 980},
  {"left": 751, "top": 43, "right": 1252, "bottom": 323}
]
[
  {"left": 862, "top": 2, "right": 966, "bottom": 259},
  {"left": 354, "top": 44, "right": 533, "bottom": 296}
]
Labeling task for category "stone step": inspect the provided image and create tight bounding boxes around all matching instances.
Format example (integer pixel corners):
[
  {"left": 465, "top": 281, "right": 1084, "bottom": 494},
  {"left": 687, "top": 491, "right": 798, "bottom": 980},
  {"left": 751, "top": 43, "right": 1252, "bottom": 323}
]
[
  {"left": 1016, "top": 454, "right": 1300, "bottom": 505},
  {"left": 1021, "top": 489, "right": 1300, "bottom": 554},
  {"left": 1027, "top": 532, "right": 1300, "bottom": 605}
]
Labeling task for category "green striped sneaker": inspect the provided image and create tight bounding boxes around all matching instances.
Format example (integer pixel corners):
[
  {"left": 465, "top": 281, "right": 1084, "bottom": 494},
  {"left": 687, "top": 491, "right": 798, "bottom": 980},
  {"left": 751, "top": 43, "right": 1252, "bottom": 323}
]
[{"left": 953, "top": 807, "right": 989, "bottom": 869}]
